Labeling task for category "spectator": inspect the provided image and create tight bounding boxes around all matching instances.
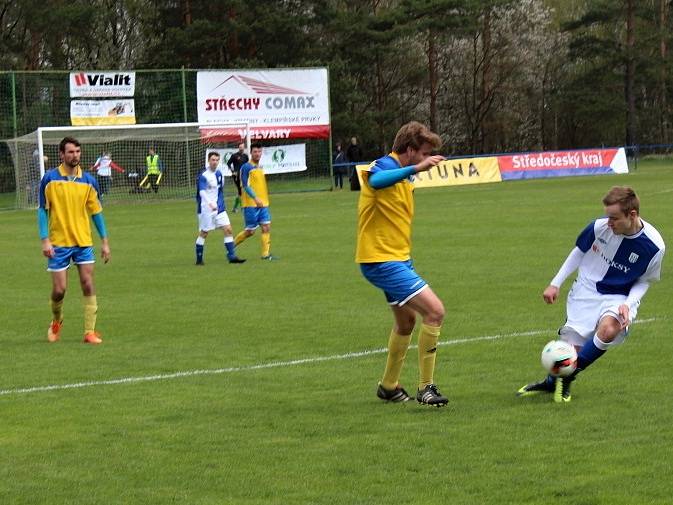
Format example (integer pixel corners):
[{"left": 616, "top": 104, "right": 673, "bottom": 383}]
[
  {"left": 333, "top": 142, "right": 347, "bottom": 190},
  {"left": 347, "top": 136, "right": 364, "bottom": 191}
]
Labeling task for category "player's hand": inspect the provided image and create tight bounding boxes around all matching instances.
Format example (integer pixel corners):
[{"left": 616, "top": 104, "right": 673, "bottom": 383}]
[
  {"left": 617, "top": 304, "right": 630, "bottom": 328},
  {"left": 255, "top": 197, "right": 264, "bottom": 207},
  {"left": 414, "top": 155, "right": 446, "bottom": 173},
  {"left": 101, "top": 239, "right": 111, "bottom": 264},
  {"left": 209, "top": 203, "right": 217, "bottom": 211},
  {"left": 41, "top": 238, "right": 55, "bottom": 258},
  {"left": 542, "top": 285, "right": 559, "bottom": 304}
]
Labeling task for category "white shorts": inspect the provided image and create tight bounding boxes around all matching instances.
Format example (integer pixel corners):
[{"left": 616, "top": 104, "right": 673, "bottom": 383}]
[
  {"left": 198, "top": 210, "right": 231, "bottom": 232},
  {"left": 563, "top": 280, "right": 635, "bottom": 346}
]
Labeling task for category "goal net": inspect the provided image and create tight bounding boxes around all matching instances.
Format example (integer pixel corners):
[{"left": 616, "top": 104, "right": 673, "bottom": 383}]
[
  {"left": 7, "top": 122, "right": 332, "bottom": 209},
  {"left": 7, "top": 122, "right": 250, "bottom": 209}
]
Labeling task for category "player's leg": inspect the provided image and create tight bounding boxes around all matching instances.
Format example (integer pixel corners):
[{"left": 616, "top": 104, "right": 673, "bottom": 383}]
[
  {"left": 75, "top": 248, "right": 102, "bottom": 344},
  {"left": 221, "top": 222, "right": 245, "bottom": 263},
  {"left": 232, "top": 174, "right": 241, "bottom": 212},
  {"left": 195, "top": 230, "right": 208, "bottom": 265},
  {"left": 48, "top": 269, "right": 68, "bottom": 342},
  {"left": 235, "top": 208, "right": 257, "bottom": 246},
  {"left": 259, "top": 209, "right": 276, "bottom": 260},
  {"left": 376, "top": 303, "right": 416, "bottom": 402},
  {"left": 554, "top": 292, "right": 628, "bottom": 402},
  {"left": 46, "top": 247, "right": 74, "bottom": 342},
  {"left": 554, "top": 311, "right": 625, "bottom": 402},
  {"left": 404, "top": 286, "right": 449, "bottom": 406}
]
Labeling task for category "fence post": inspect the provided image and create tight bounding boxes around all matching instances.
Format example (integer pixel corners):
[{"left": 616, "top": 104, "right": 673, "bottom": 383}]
[{"left": 181, "top": 67, "right": 191, "bottom": 183}]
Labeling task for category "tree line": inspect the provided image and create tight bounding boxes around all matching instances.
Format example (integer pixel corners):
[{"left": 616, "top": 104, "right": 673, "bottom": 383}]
[{"left": 1, "top": 0, "right": 671, "bottom": 157}]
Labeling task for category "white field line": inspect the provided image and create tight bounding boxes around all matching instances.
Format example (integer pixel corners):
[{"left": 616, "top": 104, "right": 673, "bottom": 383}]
[{"left": 0, "top": 317, "right": 658, "bottom": 397}]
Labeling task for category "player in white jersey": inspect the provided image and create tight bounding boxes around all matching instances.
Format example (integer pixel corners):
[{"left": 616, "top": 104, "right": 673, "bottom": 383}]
[
  {"left": 91, "top": 152, "right": 124, "bottom": 197},
  {"left": 518, "top": 186, "right": 665, "bottom": 402},
  {"left": 195, "top": 152, "right": 245, "bottom": 265}
]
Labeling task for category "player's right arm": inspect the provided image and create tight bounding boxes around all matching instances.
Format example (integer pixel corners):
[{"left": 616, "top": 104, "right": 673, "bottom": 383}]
[
  {"left": 240, "top": 163, "right": 262, "bottom": 206},
  {"left": 37, "top": 173, "right": 54, "bottom": 258},
  {"left": 543, "top": 246, "right": 585, "bottom": 304},
  {"left": 369, "top": 155, "right": 445, "bottom": 189},
  {"left": 197, "top": 174, "right": 217, "bottom": 211}
]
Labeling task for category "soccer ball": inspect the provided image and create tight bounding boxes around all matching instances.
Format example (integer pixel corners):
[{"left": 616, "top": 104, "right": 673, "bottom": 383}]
[{"left": 541, "top": 340, "right": 578, "bottom": 377}]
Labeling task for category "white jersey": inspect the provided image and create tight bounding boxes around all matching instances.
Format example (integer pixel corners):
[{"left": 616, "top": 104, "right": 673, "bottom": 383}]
[
  {"left": 95, "top": 155, "right": 113, "bottom": 176},
  {"left": 574, "top": 217, "right": 665, "bottom": 295},
  {"left": 196, "top": 168, "right": 225, "bottom": 214}
]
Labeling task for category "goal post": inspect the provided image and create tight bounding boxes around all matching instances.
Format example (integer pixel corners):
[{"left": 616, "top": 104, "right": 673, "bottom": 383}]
[
  {"left": 7, "top": 121, "right": 332, "bottom": 209},
  {"left": 8, "top": 122, "right": 251, "bottom": 208}
]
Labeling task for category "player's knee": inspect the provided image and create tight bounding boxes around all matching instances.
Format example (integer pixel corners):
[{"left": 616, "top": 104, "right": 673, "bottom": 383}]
[
  {"left": 596, "top": 317, "right": 621, "bottom": 342},
  {"left": 396, "top": 317, "right": 416, "bottom": 335},
  {"left": 223, "top": 226, "right": 233, "bottom": 235},
  {"left": 79, "top": 278, "right": 94, "bottom": 295},
  {"left": 425, "top": 302, "right": 445, "bottom": 326}
]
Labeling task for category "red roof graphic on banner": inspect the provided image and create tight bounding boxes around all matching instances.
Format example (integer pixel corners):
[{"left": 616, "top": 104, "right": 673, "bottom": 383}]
[{"left": 211, "top": 75, "right": 308, "bottom": 95}]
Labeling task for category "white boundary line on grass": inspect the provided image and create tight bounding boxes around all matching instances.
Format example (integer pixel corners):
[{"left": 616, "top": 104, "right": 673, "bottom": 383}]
[{"left": 0, "top": 317, "right": 659, "bottom": 397}]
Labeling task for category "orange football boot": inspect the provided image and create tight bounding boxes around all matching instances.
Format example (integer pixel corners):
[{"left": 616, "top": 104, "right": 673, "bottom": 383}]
[
  {"left": 83, "top": 331, "right": 103, "bottom": 344},
  {"left": 47, "top": 320, "right": 63, "bottom": 342}
]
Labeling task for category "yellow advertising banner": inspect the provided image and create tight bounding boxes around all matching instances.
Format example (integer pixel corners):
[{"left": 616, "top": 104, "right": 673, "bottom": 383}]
[
  {"left": 70, "top": 99, "right": 136, "bottom": 126},
  {"left": 412, "top": 156, "right": 501, "bottom": 188}
]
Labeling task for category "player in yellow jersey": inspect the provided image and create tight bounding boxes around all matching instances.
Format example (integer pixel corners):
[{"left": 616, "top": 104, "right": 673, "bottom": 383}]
[
  {"left": 38, "top": 137, "right": 111, "bottom": 344},
  {"left": 356, "top": 121, "right": 448, "bottom": 406},
  {"left": 234, "top": 143, "right": 278, "bottom": 260}
]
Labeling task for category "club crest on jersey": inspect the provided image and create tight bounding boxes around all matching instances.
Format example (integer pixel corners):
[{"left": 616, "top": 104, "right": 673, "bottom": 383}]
[
  {"left": 629, "top": 252, "right": 639, "bottom": 263},
  {"left": 592, "top": 244, "right": 600, "bottom": 253}
]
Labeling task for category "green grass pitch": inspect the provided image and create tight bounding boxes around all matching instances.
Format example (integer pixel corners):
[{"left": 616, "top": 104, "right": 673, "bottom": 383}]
[{"left": 1, "top": 161, "right": 673, "bottom": 504}]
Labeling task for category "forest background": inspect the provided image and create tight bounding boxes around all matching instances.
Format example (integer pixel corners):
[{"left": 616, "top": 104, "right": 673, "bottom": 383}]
[{"left": 0, "top": 0, "right": 670, "bottom": 158}]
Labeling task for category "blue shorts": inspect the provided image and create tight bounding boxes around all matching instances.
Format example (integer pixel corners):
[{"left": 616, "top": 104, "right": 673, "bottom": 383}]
[
  {"left": 360, "top": 260, "right": 428, "bottom": 306},
  {"left": 47, "top": 246, "right": 95, "bottom": 272},
  {"left": 243, "top": 207, "right": 271, "bottom": 230}
]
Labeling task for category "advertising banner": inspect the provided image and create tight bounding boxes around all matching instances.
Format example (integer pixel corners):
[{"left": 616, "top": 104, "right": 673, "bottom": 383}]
[
  {"left": 206, "top": 144, "right": 307, "bottom": 176},
  {"left": 70, "top": 71, "right": 136, "bottom": 97},
  {"left": 412, "top": 157, "right": 501, "bottom": 188},
  {"left": 70, "top": 99, "right": 136, "bottom": 126},
  {"left": 355, "top": 156, "right": 501, "bottom": 189},
  {"left": 497, "top": 148, "right": 628, "bottom": 180},
  {"left": 197, "top": 69, "right": 330, "bottom": 139}
]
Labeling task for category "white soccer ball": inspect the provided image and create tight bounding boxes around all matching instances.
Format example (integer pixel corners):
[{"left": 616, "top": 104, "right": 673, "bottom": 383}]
[{"left": 541, "top": 340, "right": 578, "bottom": 377}]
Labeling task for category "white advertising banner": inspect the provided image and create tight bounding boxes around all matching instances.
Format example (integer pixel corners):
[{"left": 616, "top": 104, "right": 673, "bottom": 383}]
[
  {"left": 197, "top": 69, "right": 330, "bottom": 139},
  {"left": 70, "top": 71, "right": 136, "bottom": 97},
  {"left": 70, "top": 99, "right": 136, "bottom": 126},
  {"left": 206, "top": 144, "right": 307, "bottom": 176}
]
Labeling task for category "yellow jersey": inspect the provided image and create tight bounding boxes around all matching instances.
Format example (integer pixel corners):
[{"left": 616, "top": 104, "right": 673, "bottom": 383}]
[
  {"left": 38, "top": 164, "right": 103, "bottom": 247},
  {"left": 240, "top": 161, "right": 269, "bottom": 207},
  {"left": 356, "top": 153, "right": 415, "bottom": 263}
]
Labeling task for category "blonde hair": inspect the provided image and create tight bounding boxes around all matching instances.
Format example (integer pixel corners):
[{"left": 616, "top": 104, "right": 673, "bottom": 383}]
[
  {"left": 392, "top": 121, "right": 442, "bottom": 154},
  {"left": 602, "top": 186, "right": 639, "bottom": 215}
]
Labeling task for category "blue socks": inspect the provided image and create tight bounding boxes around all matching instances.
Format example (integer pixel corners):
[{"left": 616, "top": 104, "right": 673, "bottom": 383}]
[
  {"left": 225, "top": 237, "right": 236, "bottom": 260},
  {"left": 576, "top": 335, "right": 607, "bottom": 371}
]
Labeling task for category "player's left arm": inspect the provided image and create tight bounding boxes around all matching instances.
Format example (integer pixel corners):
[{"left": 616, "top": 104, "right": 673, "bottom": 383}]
[
  {"left": 111, "top": 161, "right": 125, "bottom": 173},
  {"left": 91, "top": 212, "right": 110, "bottom": 263},
  {"left": 621, "top": 248, "right": 666, "bottom": 324}
]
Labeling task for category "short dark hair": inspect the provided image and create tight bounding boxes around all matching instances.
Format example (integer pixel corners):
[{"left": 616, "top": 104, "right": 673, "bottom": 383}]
[
  {"left": 250, "top": 142, "right": 263, "bottom": 150},
  {"left": 207, "top": 151, "right": 220, "bottom": 160},
  {"left": 59, "top": 136, "right": 81, "bottom": 152}
]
